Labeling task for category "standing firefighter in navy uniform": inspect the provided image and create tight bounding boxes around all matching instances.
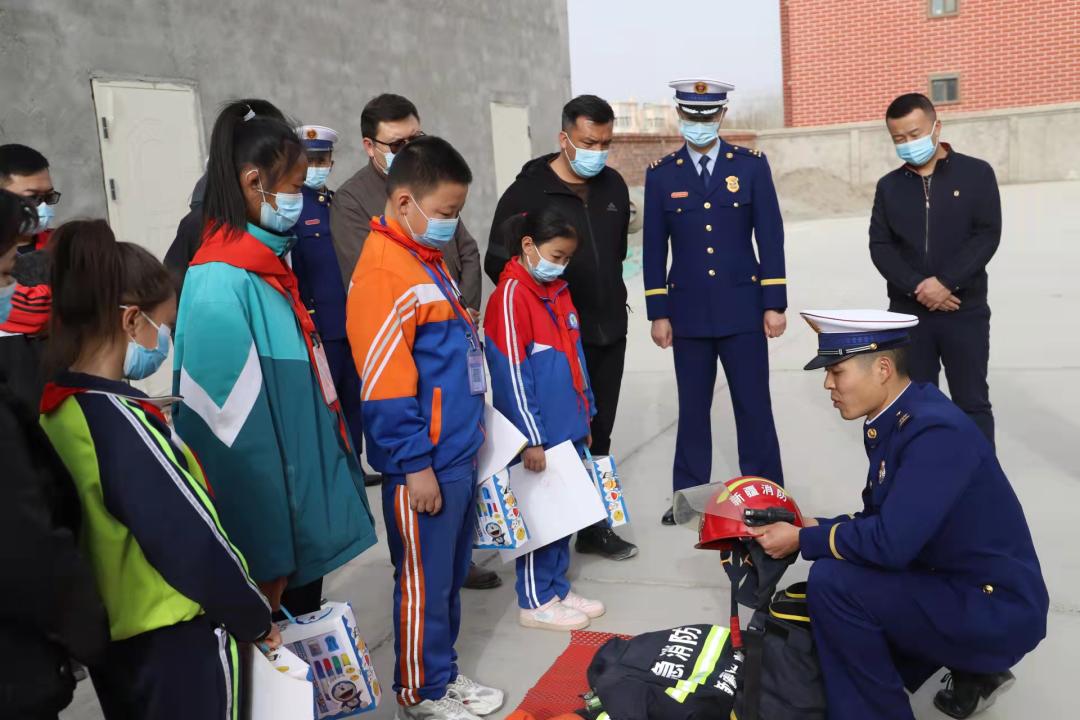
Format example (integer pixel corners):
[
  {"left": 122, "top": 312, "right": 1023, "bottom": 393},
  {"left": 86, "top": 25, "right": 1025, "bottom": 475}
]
[
  {"left": 290, "top": 125, "right": 365, "bottom": 460},
  {"left": 643, "top": 79, "right": 786, "bottom": 525}
]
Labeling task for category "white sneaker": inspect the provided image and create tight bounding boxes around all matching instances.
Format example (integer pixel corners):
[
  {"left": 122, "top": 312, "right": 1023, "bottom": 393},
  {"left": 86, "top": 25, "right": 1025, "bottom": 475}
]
[
  {"left": 519, "top": 598, "right": 590, "bottom": 631},
  {"left": 561, "top": 590, "right": 606, "bottom": 619},
  {"left": 395, "top": 695, "right": 481, "bottom": 720},
  {"left": 447, "top": 674, "right": 505, "bottom": 716}
]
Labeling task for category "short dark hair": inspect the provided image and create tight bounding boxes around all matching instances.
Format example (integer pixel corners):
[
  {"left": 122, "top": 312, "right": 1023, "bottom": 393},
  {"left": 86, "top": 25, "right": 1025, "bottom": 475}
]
[
  {"left": 203, "top": 99, "right": 303, "bottom": 233},
  {"left": 861, "top": 345, "right": 910, "bottom": 377},
  {"left": 518, "top": 205, "right": 578, "bottom": 253},
  {"left": 0, "top": 189, "right": 38, "bottom": 255},
  {"left": 0, "top": 144, "right": 49, "bottom": 185},
  {"left": 561, "top": 95, "right": 615, "bottom": 131},
  {"left": 386, "top": 135, "right": 472, "bottom": 199},
  {"left": 886, "top": 93, "right": 937, "bottom": 122},
  {"left": 361, "top": 94, "right": 420, "bottom": 141}
]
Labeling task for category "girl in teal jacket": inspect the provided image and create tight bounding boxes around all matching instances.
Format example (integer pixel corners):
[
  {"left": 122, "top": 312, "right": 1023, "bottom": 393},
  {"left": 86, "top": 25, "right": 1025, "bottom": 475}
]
[{"left": 172, "top": 101, "right": 376, "bottom": 614}]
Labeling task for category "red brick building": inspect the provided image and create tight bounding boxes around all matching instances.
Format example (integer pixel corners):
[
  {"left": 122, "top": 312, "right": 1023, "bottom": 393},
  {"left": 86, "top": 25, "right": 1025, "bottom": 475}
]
[{"left": 780, "top": 0, "right": 1080, "bottom": 127}]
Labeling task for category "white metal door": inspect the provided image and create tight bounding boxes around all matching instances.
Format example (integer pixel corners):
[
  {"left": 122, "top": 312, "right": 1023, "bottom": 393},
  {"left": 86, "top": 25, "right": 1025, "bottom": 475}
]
[
  {"left": 92, "top": 79, "right": 203, "bottom": 397},
  {"left": 489, "top": 103, "right": 532, "bottom": 198},
  {"left": 92, "top": 79, "right": 203, "bottom": 260}
]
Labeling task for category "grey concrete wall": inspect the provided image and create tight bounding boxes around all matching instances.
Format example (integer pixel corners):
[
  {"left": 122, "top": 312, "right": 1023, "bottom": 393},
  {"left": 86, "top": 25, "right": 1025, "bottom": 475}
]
[
  {"left": 0, "top": 0, "right": 571, "bottom": 245},
  {"left": 755, "top": 102, "right": 1080, "bottom": 219}
]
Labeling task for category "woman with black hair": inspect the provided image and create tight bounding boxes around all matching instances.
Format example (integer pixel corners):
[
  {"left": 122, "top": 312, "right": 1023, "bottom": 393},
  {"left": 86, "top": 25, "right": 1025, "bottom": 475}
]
[
  {"left": 0, "top": 191, "right": 108, "bottom": 720},
  {"left": 38, "top": 219, "right": 274, "bottom": 718},
  {"left": 173, "top": 100, "right": 376, "bottom": 616}
]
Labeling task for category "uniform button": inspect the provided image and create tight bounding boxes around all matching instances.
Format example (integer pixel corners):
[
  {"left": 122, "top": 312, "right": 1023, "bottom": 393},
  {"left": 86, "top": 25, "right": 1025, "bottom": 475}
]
[
  {"left": 707, "top": 247, "right": 715, "bottom": 254},
  {"left": 733, "top": 202, "right": 740, "bottom": 208},
  {"left": 708, "top": 269, "right": 716, "bottom": 277},
  {"left": 676, "top": 208, "right": 682, "bottom": 214},
  {"left": 982, "top": 584, "right": 994, "bottom": 595},
  {"left": 704, "top": 202, "right": 712, "bottom": 209},
  {"left": 706, "top": 224, "right": 712, "bottom": 231},
  {"left": 751, "top": 275, "right": 757, "bottom": 282},
  {"left": 319, "top": 195, "right": 326, "bottom": 202},
  {"left": 314, "top": 232, "right": 320, "bottom": 237}
]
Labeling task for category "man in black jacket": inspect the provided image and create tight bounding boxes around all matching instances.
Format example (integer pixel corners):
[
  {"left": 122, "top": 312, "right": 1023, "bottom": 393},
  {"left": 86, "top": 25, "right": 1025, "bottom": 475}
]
[
  {"left": 485, "top": 95, "right": 637, "bottom": 561},
  {"left": 870, "top": 93, "right": 1001, "bottom": 443}
]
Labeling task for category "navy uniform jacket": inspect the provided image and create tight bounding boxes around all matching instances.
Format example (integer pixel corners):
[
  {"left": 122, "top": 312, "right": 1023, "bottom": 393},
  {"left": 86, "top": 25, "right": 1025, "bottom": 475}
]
[
  {"left": 291, "top": 185, "right": 348, "bottom": 341},
  {"left": 643, "top": 141, "right": 786, "bottom": 338},
  {"left": 801, "top": 382, "right": 1048, "bottom": 658}
]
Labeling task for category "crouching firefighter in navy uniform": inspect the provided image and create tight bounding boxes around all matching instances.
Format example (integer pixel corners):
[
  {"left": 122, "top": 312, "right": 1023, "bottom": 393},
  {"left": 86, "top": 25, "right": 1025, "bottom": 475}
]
[
  {"left": 751, "top": 309, "right": 1049, "bottom": 720},
  {"left": 643, "top": 78, "right": 787, "bottom": 525},
  {"left": 291, "top": 125, "right": 365, "bottom": 459}
]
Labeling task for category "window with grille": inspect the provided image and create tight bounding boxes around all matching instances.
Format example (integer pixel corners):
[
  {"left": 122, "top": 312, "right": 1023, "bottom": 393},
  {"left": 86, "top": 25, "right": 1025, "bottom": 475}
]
[
  {"left": 929, "top": 0, "right": 958, "bottom": 17},
  {"left": 930, "top": 75, "right": 960, "bottom": 104}
]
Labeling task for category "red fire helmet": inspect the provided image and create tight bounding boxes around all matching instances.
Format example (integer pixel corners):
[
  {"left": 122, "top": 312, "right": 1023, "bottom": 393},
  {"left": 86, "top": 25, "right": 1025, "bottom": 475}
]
[{"left": 693, "top": 476, "right": 805, "bottom": 551}]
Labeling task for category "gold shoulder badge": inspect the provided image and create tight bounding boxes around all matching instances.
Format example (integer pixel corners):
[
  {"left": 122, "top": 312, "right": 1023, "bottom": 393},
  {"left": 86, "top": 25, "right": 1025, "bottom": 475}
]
[{"left": 725, "top": 175, "right": 740, "bottom": 193}]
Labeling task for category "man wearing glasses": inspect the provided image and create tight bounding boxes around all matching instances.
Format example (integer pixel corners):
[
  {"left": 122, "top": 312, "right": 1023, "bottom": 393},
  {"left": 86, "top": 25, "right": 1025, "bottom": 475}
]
[
  {"left": 0, "top": 144, "right": 61, "bottom": 407},
  {"left": 330, "top": 94, "right": 482, "bottom": 321}
]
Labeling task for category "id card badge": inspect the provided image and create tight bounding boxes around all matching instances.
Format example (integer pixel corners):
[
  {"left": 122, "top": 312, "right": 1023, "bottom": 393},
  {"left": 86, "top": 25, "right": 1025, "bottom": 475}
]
[
  {"left": 312, "top": 341, "right": 339, "bottom": 406},
  {"left": 467, "top": 346, "right": 487, "bottom": 395}
]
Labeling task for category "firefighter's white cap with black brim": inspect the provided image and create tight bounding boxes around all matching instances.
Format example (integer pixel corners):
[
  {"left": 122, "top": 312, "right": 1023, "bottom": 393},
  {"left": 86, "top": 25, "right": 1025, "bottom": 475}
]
[
  {"left": 801, "top": 309, "right": 919, "bottom": 371},
  {"left": 669, "top": 78, "right": 734, "bottom": 118}
]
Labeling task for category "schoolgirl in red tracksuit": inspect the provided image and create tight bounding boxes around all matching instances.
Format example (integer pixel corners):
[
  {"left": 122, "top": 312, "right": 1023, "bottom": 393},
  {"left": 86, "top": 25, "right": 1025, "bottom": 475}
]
[{"left": 483, "top": 207, "right": 607, "bottom": 631}]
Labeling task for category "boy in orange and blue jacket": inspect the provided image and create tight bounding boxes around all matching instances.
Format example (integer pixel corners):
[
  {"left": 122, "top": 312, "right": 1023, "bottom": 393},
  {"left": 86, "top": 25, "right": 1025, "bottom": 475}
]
[{"left": 346, "top": 136, "right": 503, "bottom": 720}]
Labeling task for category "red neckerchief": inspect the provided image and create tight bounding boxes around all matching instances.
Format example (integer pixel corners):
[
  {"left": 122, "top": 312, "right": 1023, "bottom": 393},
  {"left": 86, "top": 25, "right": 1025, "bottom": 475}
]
[
  {"left": 41, "top": 382, "right": 168, "bottom": 426},
  {"left": 190, "top": 222, "right": 351, "bottom": 449},
  {"left": 502, "top": 257, "right": 589, "bottom": 415},
  {"left": 369, "top": 216, "right": 477, "bottom": 333},
  {"left": 33, "top": 229, "right": 52, "bottom": 251}
]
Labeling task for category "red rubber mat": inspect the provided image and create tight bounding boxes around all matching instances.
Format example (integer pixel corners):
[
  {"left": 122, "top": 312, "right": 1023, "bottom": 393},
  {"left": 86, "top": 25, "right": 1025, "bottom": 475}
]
[{"left": 511, "top": 630, "right": 631, "bottom": 720}]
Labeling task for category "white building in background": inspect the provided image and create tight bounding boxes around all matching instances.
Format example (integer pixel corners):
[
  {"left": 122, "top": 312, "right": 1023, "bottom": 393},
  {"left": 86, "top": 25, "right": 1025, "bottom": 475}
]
[{"left": 612, "top": 100, "right": 679, "bottom": 134}]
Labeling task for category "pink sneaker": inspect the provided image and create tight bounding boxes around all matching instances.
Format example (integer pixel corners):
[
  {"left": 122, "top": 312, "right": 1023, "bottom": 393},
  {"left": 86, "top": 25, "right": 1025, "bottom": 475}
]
[
  {"left": 519, "top": 598, "right": 590, "bottom": 631},
  {"left": 561, "top": 590, "right": 605, "bottom": 619}
]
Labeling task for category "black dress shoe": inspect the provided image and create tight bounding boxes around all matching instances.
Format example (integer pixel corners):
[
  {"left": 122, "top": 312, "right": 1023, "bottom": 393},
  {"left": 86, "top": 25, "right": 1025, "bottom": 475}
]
[
  {"left": 933, "top": 670, "right": 1015, "bottom": 718},
  {"left": 462, "top": 562, "right": 502, "bottom": 590},
  {"left": 575, "top": 523, "right": 638, "bottom": 560},
  {"left": 661, "top": 507, "right": 676, "bottom": 526},
  {"left": 364, "top": 473, "right": 384, "bottom": 487}
]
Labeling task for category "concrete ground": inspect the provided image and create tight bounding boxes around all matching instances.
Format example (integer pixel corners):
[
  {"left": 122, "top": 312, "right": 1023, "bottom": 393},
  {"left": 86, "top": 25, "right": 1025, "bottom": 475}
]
[{"left": 64, "top": 180, "right": 1078, "bottom": 719}]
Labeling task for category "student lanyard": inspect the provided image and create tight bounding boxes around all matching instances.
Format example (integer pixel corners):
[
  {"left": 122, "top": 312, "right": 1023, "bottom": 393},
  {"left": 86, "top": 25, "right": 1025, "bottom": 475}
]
[{"left": 402, "top": 247, "right": 487, "bottom": 395}]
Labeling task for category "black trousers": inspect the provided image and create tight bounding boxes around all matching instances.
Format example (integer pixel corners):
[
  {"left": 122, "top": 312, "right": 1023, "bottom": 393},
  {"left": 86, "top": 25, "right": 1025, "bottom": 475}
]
[
  {"left": 582, "top": 337, "right": 627, "bottom": 456},
  {"left": 91, "top": 617, "right": 239, "bottom": 720},
  {"left": 275, "top": 577, "right": 324, "bottom": 620},
  {"left": 903, "top": 305, "right": 994, "bottom": 444}
]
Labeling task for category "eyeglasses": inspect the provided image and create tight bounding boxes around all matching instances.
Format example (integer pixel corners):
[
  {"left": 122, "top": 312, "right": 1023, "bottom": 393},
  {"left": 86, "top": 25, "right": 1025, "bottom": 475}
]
[
  {"left": 27, "top": 190, "right": 62, "bottom": 206},
  {"left": 372, "top": 132, "right": 425, "bottom": 155}
]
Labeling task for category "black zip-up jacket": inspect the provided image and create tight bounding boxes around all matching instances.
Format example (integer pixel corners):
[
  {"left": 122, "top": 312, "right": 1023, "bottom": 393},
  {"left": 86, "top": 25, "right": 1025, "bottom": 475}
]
[
  {"left": 0, "top": 374, "right": 109, "bottom": 716},
  {"left": 869, "top": 147, "right": 1001, "bottom": 315},
  {"left": 484, "top": 154, "right": 630, "bottom": 346}
]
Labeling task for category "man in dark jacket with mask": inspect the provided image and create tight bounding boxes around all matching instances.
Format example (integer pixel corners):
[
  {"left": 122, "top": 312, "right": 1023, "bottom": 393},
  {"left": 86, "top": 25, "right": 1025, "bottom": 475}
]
[{"left": 484, "top": 95, "right": 638, "bottom": 561}]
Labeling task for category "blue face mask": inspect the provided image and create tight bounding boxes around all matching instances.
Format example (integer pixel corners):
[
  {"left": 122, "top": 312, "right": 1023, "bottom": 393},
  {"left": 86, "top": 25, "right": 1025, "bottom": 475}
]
[
  {"left": 679, "top": 120, "right": 720, "bottom": 148},
  {"left": 0, "top": 282, "right": 15, "bottom": 325},
  {"left": 525, "top": 244, "right": 568, "bottom": 283},
  {"left": 304, "top": 166, "right": 331, "bottom": 189},
  {"left": 895, "top": 132, "right": 938, "bottom": 166},
  {"left": 381, "top": 150, "right": 396, "bottom": 172},
  {"left": 36, "top": 202, "right": 55, "bottom": 232},
  {"left": 122, "top": 309, "right": 171, "bottom": 380},
  {"left": 405, "top": 195, "right": 459, "bottom": 250},
  {"left": 563, "top": 135, "right": 608, "bottom": 179},
  {"left": 251, "top": 170, "right": 304, "bottom": 234}
]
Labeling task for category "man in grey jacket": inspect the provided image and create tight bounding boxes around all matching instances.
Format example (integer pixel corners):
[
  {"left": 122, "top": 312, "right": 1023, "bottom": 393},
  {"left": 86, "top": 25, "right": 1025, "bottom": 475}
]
[{"left": 330, "top": 94, "right": 482, "bottom": 318}]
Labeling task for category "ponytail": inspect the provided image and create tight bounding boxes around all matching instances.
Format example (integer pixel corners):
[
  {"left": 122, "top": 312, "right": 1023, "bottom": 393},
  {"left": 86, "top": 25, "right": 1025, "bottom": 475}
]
[
  {"left": 203, "top": 99, "right": 301, "bottom": 234},
  {"left": 48, "top": 219, "right": 173, "bottom": 374}
]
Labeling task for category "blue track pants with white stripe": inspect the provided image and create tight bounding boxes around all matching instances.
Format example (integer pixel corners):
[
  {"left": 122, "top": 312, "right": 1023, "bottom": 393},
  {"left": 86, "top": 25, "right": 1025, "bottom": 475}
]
[{"left": 516, "top": 536, "right": 572, "bottom": 609}]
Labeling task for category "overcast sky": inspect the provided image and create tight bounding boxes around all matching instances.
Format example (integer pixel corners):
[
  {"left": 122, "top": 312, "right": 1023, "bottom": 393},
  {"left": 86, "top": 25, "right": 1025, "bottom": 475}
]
[{"left": 567, "top": 0, "right": 783, "bottom": 104}]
